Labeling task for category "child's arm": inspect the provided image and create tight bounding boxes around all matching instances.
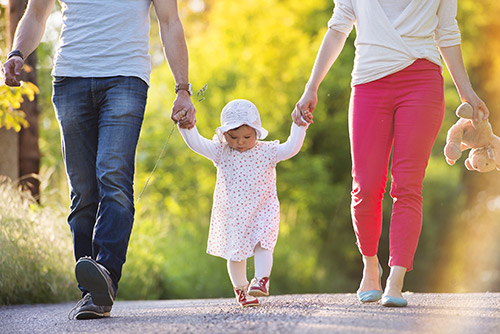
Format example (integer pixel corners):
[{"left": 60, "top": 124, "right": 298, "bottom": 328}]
[
  {"left": 276, "top": 122, "right": 309, "bottom": 162},
  {"left": 178, "top": 125, "right": 218, "bottom": 161}
]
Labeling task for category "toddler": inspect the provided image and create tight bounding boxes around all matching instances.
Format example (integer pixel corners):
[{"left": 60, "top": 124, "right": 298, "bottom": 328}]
[{"left": 177, "top": 99, "right": 310, "bottom": 307}]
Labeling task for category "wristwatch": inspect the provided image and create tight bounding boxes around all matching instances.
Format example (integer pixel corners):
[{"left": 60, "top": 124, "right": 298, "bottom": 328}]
[
  {"left": 7, "top": 49, "right": 24, "bottom": 60},
  {"left": 175, "top": 83, "right": 193, "bottom": 96}
]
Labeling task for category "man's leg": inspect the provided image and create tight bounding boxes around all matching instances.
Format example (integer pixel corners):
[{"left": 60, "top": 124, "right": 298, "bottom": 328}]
[
  {"left": 76, "top": 76, "right": 148, "bottom": 305},
  {"left": 53, "top": 77, "right": 113, "bottom": 319},
  {"left": 52, "top": 76, "right": 99, "bottom": 290}
]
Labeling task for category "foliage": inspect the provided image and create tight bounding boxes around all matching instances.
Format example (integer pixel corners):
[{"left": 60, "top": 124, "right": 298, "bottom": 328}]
[
  {"left": 2, "top": 0, "right": 496, "bottom": 304},
  {"left": 0, "top": 6, "right": 39, "bottom": 132},
  {"left": 0, "top": 177, "right": 77, "bottom": 305},
  {"left": 118, "top": 0, "right": 473, "bottom": 299},
  {"left": 0, "top": 80, "right": 39, "bottom": 131}
]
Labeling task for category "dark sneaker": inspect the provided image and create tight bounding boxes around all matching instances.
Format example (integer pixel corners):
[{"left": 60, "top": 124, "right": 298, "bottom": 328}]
[
  {"left": 68, "top": 294, "right": 112, "bottom": 320},
  {"left": 75, "top": 257, "right": 116, "bottom": 306}
]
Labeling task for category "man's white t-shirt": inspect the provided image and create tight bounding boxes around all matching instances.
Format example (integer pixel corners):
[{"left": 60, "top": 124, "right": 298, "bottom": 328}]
[{"left": 52, "top": 0, "right": 152, "bottom": 85}]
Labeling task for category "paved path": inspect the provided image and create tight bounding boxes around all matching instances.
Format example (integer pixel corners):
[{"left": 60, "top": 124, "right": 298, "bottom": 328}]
[{"left": 1, "top": 293, "right": 499, "bottom": 333}]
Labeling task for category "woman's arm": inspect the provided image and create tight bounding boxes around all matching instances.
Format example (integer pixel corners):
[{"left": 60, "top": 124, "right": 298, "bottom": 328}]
[
  {"left": 178, "top": 126, "right": 218, "bottom": 161},
  {"left": 439, "top": 45, "right": 489, "bottom": 121},
  {"left": 293, "top": 28, "right": 348, "bottom": 125}
]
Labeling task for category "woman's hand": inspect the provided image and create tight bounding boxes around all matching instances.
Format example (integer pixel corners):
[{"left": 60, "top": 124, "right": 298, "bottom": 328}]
[
  {"left": 461, "top": 91, "right": 489, "bottom": 122},
  {"left": 293, "top": 89, "right": 317, "bottom": 126}
]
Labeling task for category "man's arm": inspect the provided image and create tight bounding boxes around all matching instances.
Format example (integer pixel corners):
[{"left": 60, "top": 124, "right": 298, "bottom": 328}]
[
  {"left": 152, "top": 0, "right": 196, "bottom": 129},
  {"left": 2, "top": 0, "right": 55, "bottom": 86}
]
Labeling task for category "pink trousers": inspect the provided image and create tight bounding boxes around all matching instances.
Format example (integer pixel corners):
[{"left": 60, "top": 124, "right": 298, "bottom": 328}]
[{"left": 349, "top": 59, "right": 445, "bottom": 270}]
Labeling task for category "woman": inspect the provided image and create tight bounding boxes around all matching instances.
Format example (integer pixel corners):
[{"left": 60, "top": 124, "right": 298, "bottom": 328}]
[{"left": 293, "top": 0, "right": 489, "bottom": 307}]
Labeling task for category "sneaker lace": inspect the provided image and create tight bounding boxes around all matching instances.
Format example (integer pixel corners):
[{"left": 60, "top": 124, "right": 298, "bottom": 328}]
[{"left": 68, "top": 294, "right": 90, "bottom": 320}]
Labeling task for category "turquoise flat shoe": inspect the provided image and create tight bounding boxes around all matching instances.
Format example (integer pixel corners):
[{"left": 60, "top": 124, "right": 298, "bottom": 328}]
[
  {"left": 357, "top": 263, "right": 383, "bottom": 303},
  {"left": 381, "top": 295, "right": 408, "bottom": 307},
  {"left": 357, "top": 289, "right": 383, "bottom": 302}
]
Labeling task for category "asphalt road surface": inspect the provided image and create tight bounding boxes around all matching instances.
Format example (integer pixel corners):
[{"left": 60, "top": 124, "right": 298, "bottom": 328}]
[{"left": 1, "top": 293, "right": 499, "bottom": 333}]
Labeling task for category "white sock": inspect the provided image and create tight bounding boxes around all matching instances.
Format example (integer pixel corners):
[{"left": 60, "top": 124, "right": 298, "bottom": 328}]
[
  {"left": 254, "top": 243, "right": 273, "bottom": 278},
  {"left": 227, "top": 260, "right": 248, "bottom": 287}
]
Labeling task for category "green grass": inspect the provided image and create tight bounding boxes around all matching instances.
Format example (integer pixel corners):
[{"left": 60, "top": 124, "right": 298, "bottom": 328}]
[{"left": 0, "top": 177, "right": 77, "bottom": 305}]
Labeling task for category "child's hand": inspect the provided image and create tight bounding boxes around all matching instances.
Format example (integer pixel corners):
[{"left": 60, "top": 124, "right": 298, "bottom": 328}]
[
  {"left": 292, "top": 107, "right": 313, "bottom": 126},
  {"left": 302, "top": 109, "right": 313, "bottom": 124}
]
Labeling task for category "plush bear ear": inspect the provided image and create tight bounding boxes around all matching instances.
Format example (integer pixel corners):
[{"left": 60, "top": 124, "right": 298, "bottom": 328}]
[
  {"left": 465, "top": 158, "right": 474, "bottom": 170},
  {"left": 456, "top": 102, "right": 474, "bottom": 119},
  {"left": 487, "top": 147, "right": 496, "bottom": 161}
]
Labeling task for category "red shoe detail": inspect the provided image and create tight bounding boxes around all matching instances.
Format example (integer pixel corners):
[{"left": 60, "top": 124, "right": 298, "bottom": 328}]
[
  {"left": 234, "top": 286, "right": 259, "bottom": 307},
  {"left": 248, "top": 277, "right": 270, "bottom": 297}
]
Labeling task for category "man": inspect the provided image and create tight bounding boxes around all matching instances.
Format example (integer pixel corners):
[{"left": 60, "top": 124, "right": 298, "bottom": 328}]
[{"left": 2, "top": 0, "right": 196, "bottom": 319}]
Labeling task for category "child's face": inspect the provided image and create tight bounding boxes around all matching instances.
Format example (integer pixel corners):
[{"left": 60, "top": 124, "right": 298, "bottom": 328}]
[{"left": 224, "top": 125, "right": 257, "bottom": 152}]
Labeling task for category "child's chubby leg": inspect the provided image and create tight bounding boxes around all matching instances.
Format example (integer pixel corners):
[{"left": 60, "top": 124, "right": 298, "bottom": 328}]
[
  {"left": 227, "top": 259, "right": 259, "bottom": 307},
  {"left": 249, "top": 243, "right": 273, "bottom": 297}
]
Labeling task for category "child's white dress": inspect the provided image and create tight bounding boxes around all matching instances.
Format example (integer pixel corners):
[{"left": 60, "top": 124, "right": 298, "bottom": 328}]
[{"left": 179, "top": 123, "right": 308, "bottom": 261}]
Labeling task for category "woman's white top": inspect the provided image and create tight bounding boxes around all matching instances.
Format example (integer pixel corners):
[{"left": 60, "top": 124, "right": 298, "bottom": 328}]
[
  {"left": 328, "top": 0, "right": 461, "bottom": 86},
  {"left": 178, "top": 123, "right": 308, "bottom": 261}
]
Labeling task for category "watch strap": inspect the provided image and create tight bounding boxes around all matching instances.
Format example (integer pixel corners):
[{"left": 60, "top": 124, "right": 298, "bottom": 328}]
[
  {"left": 175, "top": 83, "right": 192, "bottom": 95},
  {"left": 7, "top": 49, "right": 24, "bottom": 60}
]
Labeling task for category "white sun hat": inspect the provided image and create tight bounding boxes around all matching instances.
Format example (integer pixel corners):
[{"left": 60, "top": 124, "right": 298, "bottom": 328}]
[{"left": 216, "top": 99, "right": 268, "bottom": 140}]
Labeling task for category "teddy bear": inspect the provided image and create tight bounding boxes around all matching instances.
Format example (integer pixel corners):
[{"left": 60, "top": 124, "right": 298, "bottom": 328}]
[{"left": 444, "top": 102, "right": 500, "bottom": 172}]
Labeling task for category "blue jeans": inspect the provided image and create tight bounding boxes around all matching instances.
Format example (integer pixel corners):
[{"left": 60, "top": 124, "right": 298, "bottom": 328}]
[{"left": 52, "top": 76, "right": 148, "bottom": 293}]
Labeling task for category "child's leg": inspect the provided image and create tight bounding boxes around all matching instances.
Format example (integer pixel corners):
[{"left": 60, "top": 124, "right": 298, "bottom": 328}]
[
  {"left": 254, "top": 243, "right": 273, "bottom": 278},
  {"left": 249, "top": 243, "right": 272, "bottom": 297},
  {"left": 228, "top": 259, "right": 259, "bottom": 307},
  {"left": 227, "top": 260, "right": 248, "bottom": 287}
]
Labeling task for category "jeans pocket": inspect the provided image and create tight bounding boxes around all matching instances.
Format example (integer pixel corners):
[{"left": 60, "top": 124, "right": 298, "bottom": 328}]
[{"left": 53, "top": 76, "right": 68, "bottom": 84}]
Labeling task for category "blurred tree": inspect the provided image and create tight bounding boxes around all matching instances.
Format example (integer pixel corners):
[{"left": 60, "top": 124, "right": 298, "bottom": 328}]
[
  {"left": 22, "top": 0, "right": 498, "bottom": 300},
  {"left": 0, "top": 0, "right": 41, "bottom": 200},
  {"left": 433, "top": 0, "right": 500, "bottom": 292}
]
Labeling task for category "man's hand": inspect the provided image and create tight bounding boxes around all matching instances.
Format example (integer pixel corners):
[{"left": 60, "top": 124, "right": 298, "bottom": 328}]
[
  {"left": 171, "top": 91, "right": 196, "bottom": 129},
  {"left": 2, "top": 56, "right": 24, "bottom": 87}
]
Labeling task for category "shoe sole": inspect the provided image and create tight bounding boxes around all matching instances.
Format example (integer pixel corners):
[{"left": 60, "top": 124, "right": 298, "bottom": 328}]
[
  {"left": 240, "top": 301, "right": 260, "bottom": 307},
  {"left": 381, "top": 300, "right": 408, "bottom": 307},
  {"left": 248, "top": 289, "right": 269, "bottom": 297},
  {"left": 75, "top": 310, "right": 111, "bottom": 320},
  {"left": 381, "top": 296, "right": 408, "bottom": 307},
  {"left": 75, "top": 259, "right": 114, "bottom": 306}
]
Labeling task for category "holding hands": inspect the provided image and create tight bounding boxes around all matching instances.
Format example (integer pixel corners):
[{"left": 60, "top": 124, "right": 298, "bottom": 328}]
[
  {"left": 293, "top": 88, "right": 317, "bottom": 126},
  {"left": 171, "top": 92, "right": 196, "bottom": 129}
]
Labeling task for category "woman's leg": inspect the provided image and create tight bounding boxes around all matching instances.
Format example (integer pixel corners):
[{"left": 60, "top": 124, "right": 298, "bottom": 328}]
[
  {"left": 385, "top": 60, "right": 445, "bottom": 298},
  {"left": 349, "top": 80, "right": 395, "bottom": 292}
]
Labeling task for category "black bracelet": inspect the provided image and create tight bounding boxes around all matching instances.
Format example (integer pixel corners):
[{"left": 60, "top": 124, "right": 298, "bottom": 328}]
[{"left": 7, "top": 50, "right": 24, "bottom": 60}]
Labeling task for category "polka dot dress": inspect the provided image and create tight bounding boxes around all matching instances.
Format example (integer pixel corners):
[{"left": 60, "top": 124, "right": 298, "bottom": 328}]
[{"left": 208, "top": 140, "right": 280, "bottom": 261}]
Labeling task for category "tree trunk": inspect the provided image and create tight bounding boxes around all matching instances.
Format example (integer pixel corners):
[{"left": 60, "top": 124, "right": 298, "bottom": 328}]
[
  {"left": 7, "top": 0, "right": 41, "bottom": 200},
  {"left": 0, "top": 128, "right": 19, "bottom": 181}
]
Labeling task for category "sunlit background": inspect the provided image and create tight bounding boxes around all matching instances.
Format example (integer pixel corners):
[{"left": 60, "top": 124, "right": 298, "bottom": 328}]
[{"left": 1, "top": 0, "right": 499, "bottom": 305}]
